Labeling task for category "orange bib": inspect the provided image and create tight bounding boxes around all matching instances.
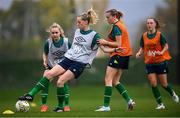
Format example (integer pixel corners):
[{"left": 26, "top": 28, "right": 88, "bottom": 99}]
[
  {"left": 143, "top": 31, "right": 171, "bottom": 64},
  {"left": 108, "top": 21, "right": 132, "bottom": 57}
]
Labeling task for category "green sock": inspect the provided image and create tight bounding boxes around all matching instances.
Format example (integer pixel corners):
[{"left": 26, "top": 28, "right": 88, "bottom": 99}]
[
  {"left": 103, "top": 86, "right": 112, "bottom": 107},
  {"left": 28, "top": 77, "right": 49, "bottom": 97},
  {"left": 152, "top": 86, "right": 162, "bottom": 104},
  {"left": 57, "top": 87, "right": 65, "bottom": 109},
  {"left": 64, "top": 83, "right": 70, "bottom": 106},
  {"left": 163, "top": 84, "right": 173, "bottom": 96},
  {"left": 115, "top": 83, "right": 131, "bottom": 102},
  {"left": 41, "top": 82, "right": 49, "bottom": 105}
]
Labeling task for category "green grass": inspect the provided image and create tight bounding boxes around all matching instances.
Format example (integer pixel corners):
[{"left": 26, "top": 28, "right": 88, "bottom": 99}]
[{"left": 0, "top": 85, "right": 180, "bottom": 117}]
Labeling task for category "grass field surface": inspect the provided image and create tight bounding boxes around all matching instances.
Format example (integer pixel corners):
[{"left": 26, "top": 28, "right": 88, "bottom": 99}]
[{"left": 0, "top": 85, "right": 180, "bottom": 117}]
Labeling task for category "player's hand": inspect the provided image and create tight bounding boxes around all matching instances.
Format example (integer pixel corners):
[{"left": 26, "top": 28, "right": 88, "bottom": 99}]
[
  {"left": 97, "top": 39, "right": 109, "bottom": 46},
  {"left": 115, "top": 47, "right": 126, "bottom": 52},
  {"left": 155, "top": 51, "right": 163, "bottom": 55},
  {"left": 136, "top": 52, "right": 141, "bottom": 58},
  {"left": 43, "top": 62, "right": 48, "bottom": 69}
]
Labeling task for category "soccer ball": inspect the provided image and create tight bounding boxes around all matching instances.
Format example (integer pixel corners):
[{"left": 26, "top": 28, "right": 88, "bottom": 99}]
[{"left": 15, "top": 100, "right": 30, "bottom": 112}]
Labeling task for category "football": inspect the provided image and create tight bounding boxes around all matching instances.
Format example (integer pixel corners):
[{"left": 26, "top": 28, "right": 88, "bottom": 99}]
[{"left": 15, "top": 100, "right": 30, "bottom": 112}]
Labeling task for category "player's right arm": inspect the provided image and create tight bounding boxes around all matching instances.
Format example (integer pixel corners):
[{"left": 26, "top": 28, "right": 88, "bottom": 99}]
[
  {"left": 136, "top": 35, "right": 144, "bottom": 58},
  {"left": 43, "top": 40, "right": 49, "bottom": 69}
]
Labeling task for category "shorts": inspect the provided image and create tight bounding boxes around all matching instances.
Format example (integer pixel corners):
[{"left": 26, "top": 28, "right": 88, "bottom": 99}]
[
  {"left": 145, "top": 61, "right": 169, "bottom": 74},
  {"left": 108, "top": 55, "right": 130, "bottom": 69},
  {"left": 58, "top": 58, "right": 87, "bottom": 78}
]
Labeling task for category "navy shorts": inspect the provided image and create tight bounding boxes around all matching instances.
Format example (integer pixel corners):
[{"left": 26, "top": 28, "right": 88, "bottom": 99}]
[
  {"left": 145, "top": 61, "right": 169, "bottom": 74},
  {"left": 108, "top": 55, "right": 130, "bottom": 69},
  {"left": 58, "top": 58, "right": 87, "bottom": 78}
]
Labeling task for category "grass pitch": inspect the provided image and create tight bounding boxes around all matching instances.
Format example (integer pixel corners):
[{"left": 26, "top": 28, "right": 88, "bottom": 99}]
[{"left": 0, "top": 85, "right": 180, "bottom": 117}]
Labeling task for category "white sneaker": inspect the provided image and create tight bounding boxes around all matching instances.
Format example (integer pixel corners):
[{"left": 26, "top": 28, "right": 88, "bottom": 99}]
[
  {"left": 172, "top": 91, "right": 179, "bottom": 103},
  {"left": 127, "top": 99, "right": 135, "bottom": 110},
  {"left": 95, "top": 106, "right": 110, "bottom": 112},
  {"left": 156, "top": 103, "right": 165, "bottom": 110}
]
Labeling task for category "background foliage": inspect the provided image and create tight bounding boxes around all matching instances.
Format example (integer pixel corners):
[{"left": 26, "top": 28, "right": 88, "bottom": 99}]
[{"left": 0, "top": 0, "right": 178, "bottom": 86}]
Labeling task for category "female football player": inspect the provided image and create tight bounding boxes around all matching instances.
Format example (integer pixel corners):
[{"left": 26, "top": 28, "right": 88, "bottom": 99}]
[
  {"left": 136, "top": 18, "right": 179, "bottom": 109},
  {"left": 95, "top": 9, "right": 135, "bottom": 111}
]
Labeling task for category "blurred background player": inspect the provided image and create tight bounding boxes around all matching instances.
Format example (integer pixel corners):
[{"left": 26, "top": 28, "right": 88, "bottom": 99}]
[
  {"left": 136, "top": 17, "right": 179, "bottom": 110},
  {"left": 40, "top": 22, "right": 71, "bottom": 112}
]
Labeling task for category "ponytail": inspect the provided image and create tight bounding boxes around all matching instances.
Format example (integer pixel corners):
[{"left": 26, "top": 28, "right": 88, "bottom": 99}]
[
  {"left": 106, "top": 9, "right": 123, "bottom": 20},
  {"left": 79, "top": 8, "right": 99, "bottom": 25}
]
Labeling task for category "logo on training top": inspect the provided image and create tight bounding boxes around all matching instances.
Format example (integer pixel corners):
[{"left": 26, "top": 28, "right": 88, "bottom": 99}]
[
  {"left": 73, "top": 36, "right": 86, "bottom": 54},
  {"left": 147, "top": 50, "right": 160, "bottom": 57},
  {"left": 75, "top": 36, "right": 86, "bottom": 43},
  {"left": 51, "top": 50, "right": 65, "bottom": 59}
]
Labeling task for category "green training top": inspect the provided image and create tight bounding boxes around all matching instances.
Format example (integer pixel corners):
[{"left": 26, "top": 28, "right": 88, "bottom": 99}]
[{"left": 109, "top": 24, "right": 122, "bottom": 41}]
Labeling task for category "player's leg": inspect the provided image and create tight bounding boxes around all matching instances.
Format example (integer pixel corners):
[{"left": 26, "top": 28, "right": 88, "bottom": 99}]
[
  {"left": 158, "top": 74, "right": 179, "bottom": 103},
  {"left": 40, "top": 81, "right": 49, "bottom": 112},
  {"left": 19, "top": 65, "right": 66, "bottom": 101},
  {"left": 95, "top": 66, "right": 117, "bottom": 112},
  {"left": 40, "top": 70, "right": 50, "bottom": 112},
  {"left": 53, "top": 70, "right": 74, "bottom": 112},
  {"left": 148, "top": 73, "right": 165, "bottom": 109},
  {"left": 53, "top": 61, "right": 86, "bottom": 112},
  {"left": 157, "top": 61, "right": 179, "bottom": 103},
  {"left": 113, "top": 70, "right": 135, "bottom": 110},
  {"left": 64, "top": 83, "right": 71, "bottom": 111}
]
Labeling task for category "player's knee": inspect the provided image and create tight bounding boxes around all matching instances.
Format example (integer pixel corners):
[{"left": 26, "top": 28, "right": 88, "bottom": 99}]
[
  {"left": 161, "top": 83, "right": 168, "bottom": 88},
  {"left": 150, "top": 83, "right": 157, "bottom": 87},
  {"left": 105, "top": 78, "right": 113, "bottom": 86},
  {"left": 44, "top": 71, "right": 54, "bottom": 79},
  {"left": 57, "top": 79, "right": 65, "bottom": 87},
  {"left": 112, "top": 82, "right": 118, "bottom": 86}
]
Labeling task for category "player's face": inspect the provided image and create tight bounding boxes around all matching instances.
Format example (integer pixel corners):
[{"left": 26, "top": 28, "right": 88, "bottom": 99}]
[
  {"left": 105, "top": 12, "right": 115, "bottom": 24},
  {"left": 50, "top": 27, "right": 61, "bottom": 40},
  {"left": 146, "top": 19, "right": 156, "bottom": 31},
  {"left": 76, "top": 17, "right": 88, "bottom": 30}
]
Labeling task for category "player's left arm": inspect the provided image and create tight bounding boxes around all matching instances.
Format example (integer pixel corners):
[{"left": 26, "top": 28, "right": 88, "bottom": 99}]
[
  {"left": 92, "top": 33, "right": 124, "bottom": 53},
  {"left": 99, "top": 45, "right": 125, "bottom": 53},
  {"left": 136, "top": 35, "right": 144, "bottom": 58},
  {"left": 156, "top": 33, "right": 169, "bottom": 55},
  {"left": 97, "top": 25, "right": 122, "bottom": 48},
  {"left": 43, "top": 40, "right": 49, "bottom": 69}
]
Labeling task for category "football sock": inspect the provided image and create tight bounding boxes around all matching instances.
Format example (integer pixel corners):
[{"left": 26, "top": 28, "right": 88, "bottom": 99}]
[
  {"left": 103, "top": 86, "right": 112, "bottom": 107},
  {"left": 162, "top": 84, "right": 173, "bottom": 96},
  {"left": 64, "top": 83, "right": 70, "bottom": 106},
  {"left": 41, "top": 81, "right": 49, "bottom": 105},
  {"left": 28, "top": 77, "right": 49, "bottom": 97},
  {"left": 57, "top": 87, "right": 65, "bottom": 109},
  {"left": 152, "top": 86, "right": 162, "bottom": 104},
  {"left": 115, "top": 83, "right": 131, "bottom": 102}
]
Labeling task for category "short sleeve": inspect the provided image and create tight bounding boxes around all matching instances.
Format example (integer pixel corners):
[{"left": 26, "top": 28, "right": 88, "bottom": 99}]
[
  {"left": 91, "top": 33, "right": 101, "bottom": 50},
  {"left": 44, "top": 40, "right": 49, "bottom": 55}
]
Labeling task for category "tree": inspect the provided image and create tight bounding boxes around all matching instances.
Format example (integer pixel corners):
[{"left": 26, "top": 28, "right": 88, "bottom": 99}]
[{"left": 155, "top": 0, "right": 177, "bottom": 56}]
